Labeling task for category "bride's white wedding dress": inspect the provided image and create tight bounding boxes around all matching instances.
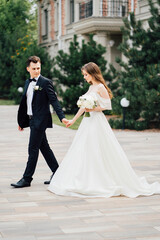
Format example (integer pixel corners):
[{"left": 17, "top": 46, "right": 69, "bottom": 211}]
[{"left": 48, "top": 84, "right": 160, "bottom": 198}]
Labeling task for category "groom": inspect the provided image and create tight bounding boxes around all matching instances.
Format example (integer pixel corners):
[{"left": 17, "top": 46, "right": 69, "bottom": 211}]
[{"left": 11, "top": 56, "right": 68, "bottom": 188}]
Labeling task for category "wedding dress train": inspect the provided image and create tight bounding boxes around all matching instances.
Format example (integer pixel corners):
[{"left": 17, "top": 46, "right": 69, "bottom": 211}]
[{"left": 48, "top": 86, "right": 160, "bottom": 198}]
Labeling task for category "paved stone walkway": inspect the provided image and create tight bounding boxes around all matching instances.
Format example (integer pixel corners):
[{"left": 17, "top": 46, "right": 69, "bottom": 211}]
[{"left": 0, "top": 106, "right": 160, "bottom": 240}]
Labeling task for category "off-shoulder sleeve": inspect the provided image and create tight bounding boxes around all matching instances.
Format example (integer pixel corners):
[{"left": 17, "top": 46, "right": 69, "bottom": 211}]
[
  {"left": 97, "top": 84, "right": 112, "bottom": 110},
  {"left": 97, "top": 94, "right": 112, "bottom": 110}
]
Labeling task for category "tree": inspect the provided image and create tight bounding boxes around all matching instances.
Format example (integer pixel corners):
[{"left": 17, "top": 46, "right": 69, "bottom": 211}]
[
  {"left": 109, "top": 0, "right": 160, "bottom": 130},
  {"left": 0, "top": 0, "right": 37, "bottom": 98},
  {"left": 0, "top": 0, "right": 54, "bottom": 103},
  {"left": 10, "top": 37, "right": 54, "bottom": 104},
  {"left": 54, "top": 34, "right": 111, "bottom": 113}
]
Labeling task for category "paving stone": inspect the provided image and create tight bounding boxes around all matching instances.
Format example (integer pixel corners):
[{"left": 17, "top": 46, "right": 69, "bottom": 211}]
[{"left": 0, "top": 106, "right": 160, "bottom": 239}]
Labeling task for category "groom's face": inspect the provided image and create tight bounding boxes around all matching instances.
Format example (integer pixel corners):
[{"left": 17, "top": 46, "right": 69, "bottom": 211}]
[{"left": 27, "top": 61, "right": 41, "bottom": 79}]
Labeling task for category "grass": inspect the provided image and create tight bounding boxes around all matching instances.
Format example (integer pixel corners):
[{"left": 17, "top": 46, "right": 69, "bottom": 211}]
[
  {"left": 0, "top": 99, "right": 15, "bottom": 105},
  {"left": 52, "top": 113, "right": 83, "bottom": 130}
]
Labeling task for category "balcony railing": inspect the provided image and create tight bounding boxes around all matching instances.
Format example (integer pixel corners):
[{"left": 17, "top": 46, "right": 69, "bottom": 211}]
[
  {"left": 101, "top": 0, "right": 129, "bottom": 17},
  {"left": 79, "top": 0, "right": 129, "bottom": 20}
]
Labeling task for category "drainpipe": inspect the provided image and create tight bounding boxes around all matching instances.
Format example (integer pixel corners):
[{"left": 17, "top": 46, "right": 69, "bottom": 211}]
[
  {"left": 131, "top": 0, "right": 134, "bottom": 12},
  {"left": 58, "top": 0, "right": 62, "bottom": 50}
]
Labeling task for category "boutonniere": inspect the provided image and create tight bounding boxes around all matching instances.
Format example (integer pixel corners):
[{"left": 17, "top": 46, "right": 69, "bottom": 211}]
[{"left": 34, "top": 86, "right": 43, "bottom": 91}]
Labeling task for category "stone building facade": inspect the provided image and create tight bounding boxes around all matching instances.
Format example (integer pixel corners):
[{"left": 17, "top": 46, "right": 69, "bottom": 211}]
[{"left": 37, "top": 0, "right": 154, "bottom": 69}]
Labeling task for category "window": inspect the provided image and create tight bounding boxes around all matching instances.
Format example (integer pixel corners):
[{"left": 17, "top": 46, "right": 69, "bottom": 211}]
[
  {"left": 43, "top": 9, "right": 48, "bottom": 39},
  {"left": 79, "top": 0, "right": 93, "bottom": 20},
  {"left": 70, "top": 0, "right": 74, "bottom": 23}
]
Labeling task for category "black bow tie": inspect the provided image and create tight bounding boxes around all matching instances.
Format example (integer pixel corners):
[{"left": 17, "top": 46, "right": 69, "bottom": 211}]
[{"left": 29, "top": 78, "right": 36, "bottom": 82}]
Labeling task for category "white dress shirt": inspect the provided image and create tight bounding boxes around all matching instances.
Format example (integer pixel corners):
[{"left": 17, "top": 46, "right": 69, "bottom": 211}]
[{"left": 26, "top": 76, "right": 40, "bottom": 116}]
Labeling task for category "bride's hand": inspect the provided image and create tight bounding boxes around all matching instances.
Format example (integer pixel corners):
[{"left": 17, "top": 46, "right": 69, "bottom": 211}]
[
  {"left": 66, "top": 120, "right": 74, "bottom": 128},
  {"left": 85, "top": 108, "right": 93, "bottom": 112},
  {"left": 86, "top": 107, "right": 102, "bottom": 112}
]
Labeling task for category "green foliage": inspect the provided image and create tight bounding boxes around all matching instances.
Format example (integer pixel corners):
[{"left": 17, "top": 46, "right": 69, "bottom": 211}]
[
  {"left": 54, "top": 34, "right": 109, "bottom": 113},
  {"left": 0, "top": 99, "right": 15, "bottom": 105},
  {"left": 10, "top": 37, "right": 54, "bottom": 104},
  {"left": 0, "top": 0, "right": 36, "bottom": 98},
  {"left": 0, "top": 0, "right": 54, "bottom": 104},
  {"left": 108, "top": 118, "right": 123, "bottom": 129},
  {"left": 109, "top": 0, "right": 160, "bottom": 129},
  {"left": 109, "top": 118, "right": 148, "bottom": 131}
]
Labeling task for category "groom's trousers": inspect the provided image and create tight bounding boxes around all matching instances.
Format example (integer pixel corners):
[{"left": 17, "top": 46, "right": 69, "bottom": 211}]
[{"left": 23, "top": 119, "right": 59, "bottom": 183}]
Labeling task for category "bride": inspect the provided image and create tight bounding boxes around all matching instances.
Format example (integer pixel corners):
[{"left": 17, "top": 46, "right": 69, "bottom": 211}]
[{"left": 48, "top": 62, "right": 160, "bottom": 198}]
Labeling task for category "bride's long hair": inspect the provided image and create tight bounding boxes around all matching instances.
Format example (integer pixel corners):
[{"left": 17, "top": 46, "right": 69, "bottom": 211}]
[{"left": 81, "top": 62, "right": 113, "bottom": 99}]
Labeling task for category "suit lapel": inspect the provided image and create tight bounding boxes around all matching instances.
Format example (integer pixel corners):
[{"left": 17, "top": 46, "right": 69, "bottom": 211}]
[
  {"left": 23, "top": 80, "right": 30, "bottom": 97},
  {"left": 32, "top": 75, "right": 43, "bottom": 102}
]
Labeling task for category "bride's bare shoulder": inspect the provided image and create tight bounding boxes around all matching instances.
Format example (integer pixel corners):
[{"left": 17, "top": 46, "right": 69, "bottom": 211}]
[{"left": 98, "top": 83, "right": 105, "bottom": 89}]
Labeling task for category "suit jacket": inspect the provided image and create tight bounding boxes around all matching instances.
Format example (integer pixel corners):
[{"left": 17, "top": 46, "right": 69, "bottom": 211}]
[{"left": 17, "top": 75, "right": 65, "bottom": 130}]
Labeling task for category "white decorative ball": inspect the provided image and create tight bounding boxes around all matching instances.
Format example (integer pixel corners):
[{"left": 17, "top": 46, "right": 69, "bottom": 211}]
[
  {"left": 120, "top": 97, "right": 130, "bottom": 107},
  {"left": 17, "top": 87, "right": 23, "bottom": 93}
]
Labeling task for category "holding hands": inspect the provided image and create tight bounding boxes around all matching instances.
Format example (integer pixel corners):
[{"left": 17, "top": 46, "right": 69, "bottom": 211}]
[
  {"left": 62, "top": 118, "right": 75, "bottom": 128},
  {"left": 66, "top": 119, "right": 75, "bottom": 128},
  {"left": 62, "top": 118, "right": 69, "bottom": 125},
  {"left": 62, "top": 107, "right": 95, "bottom": 128}
]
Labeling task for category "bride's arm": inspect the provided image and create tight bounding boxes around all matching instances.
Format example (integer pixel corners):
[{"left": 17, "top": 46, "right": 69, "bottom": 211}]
[
  {"left": 66, "top": 107, "right": 85, "bottom": 127},
  {"left": 86, "top": 106, "right": 106, "bottom": 112},
  {"left": 66, "top": 86, "right": 92, "bottom": 127}
]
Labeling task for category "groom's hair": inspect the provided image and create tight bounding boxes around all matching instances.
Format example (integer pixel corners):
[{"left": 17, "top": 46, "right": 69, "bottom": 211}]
[{"left": 26, "top": 56, "right": 41, "bottom": 67}]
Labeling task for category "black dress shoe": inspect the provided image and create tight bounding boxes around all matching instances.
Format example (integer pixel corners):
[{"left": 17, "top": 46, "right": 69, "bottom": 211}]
[
  {"left": 11, "top": 178, "right": 31, "bottom": 188},
  {"left": 44, "top": 173, "right": 54, "bottom": 185}
]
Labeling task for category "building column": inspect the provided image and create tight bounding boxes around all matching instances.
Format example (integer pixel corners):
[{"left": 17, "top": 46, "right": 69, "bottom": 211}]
[
  {"left": 75, "top": 1, "right": 79, "bottom": 22},
  {"left": 93, "top": 32, "right": 108, "bottom": 62},
  {"left": 93, "top": 0, "right": 100, "bottom": 16},
  {"left": 106, "top": 34, "right": 112, "bottom": 67},
  {"left": 58, "top": 0, "right": 62, "bottom": 49},
  {"left": 62, "top": 0, "right": 65, "bottom": 36}
]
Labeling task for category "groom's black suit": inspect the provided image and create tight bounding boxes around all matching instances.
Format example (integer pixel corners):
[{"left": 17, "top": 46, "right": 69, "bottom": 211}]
[{"left": 18, "top": 75, "right": 65, "bottom": 183}]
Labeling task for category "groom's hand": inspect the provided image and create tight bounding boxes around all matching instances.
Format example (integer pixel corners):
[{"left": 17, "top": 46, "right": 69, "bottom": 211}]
[
  {"left": 66, "top": 120, "right": 74, "bottom": 128},
  {"left": 62, "top": 118, "right": 69, "bottom": 125},
  {"left": 18, "top": 126, "right": 24, "bottom": 131}
]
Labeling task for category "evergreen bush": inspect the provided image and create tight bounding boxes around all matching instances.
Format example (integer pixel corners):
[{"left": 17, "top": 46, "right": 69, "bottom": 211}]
[{"left": 109, "top": 0, "right": 160, "bottom": 129}]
